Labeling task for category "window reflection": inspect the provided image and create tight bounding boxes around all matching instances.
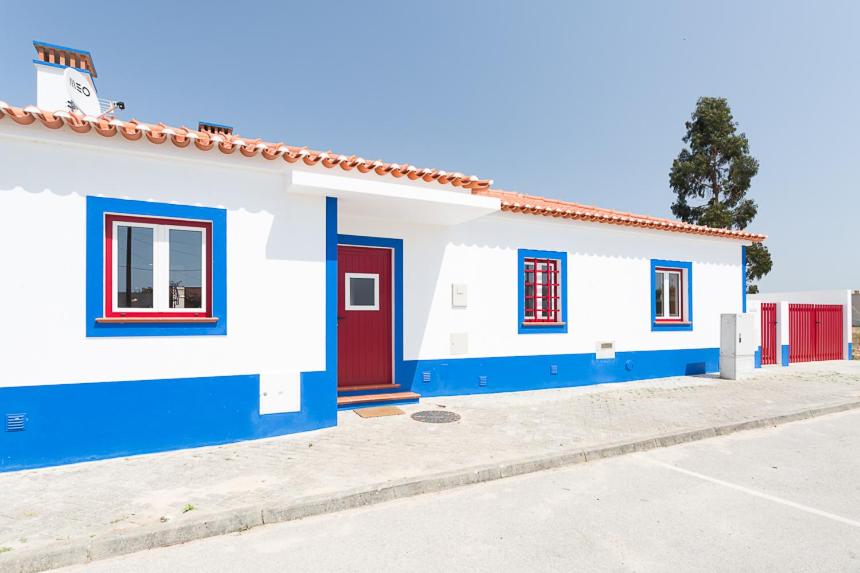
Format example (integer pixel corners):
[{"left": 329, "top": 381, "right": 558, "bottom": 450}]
[
  {"left": 349, "top": 277, "right": 376, "bottom": 307},
  {"left": 668, "top": 272, "right": 680, "bottom": 317},
  {"left": 169, "top": 229, "right": 203, "bottom": 309},
  {"left": 117, "top": 225, "right": 154, "bottom": 308}
]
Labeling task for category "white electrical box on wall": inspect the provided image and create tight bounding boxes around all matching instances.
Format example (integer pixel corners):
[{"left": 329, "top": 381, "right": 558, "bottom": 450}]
[
  {"left": 596, "top": 341, "right": 616, "bottom": 360},
  {"left": 452, "top": 283, "right": 468, "bottom": 308},
  {"left": 720, "top": 313, "right": 757, "bottom": 379},
  {"left": 450, "top": 332, "right": 468, "bottom": 355},
  {"left": 259, "top": 372, "right": 301, "bottom": 414}
]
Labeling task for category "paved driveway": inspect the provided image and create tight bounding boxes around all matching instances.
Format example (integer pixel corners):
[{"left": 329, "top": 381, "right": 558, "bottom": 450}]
[{"left": 59, "top": 408, "right": 860, "bottom": 572}]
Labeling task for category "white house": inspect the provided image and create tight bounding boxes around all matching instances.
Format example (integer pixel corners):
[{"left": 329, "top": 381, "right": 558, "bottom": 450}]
[{"left": 0, "top": 42, "right": 767, "bottom": 471}]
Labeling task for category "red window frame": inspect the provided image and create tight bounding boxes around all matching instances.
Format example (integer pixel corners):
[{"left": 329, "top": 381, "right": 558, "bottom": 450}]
[
  {"left": 104, "top": 214, "right": 213, "bottom": 318},
  {"left": 654, "top": 266, "right": 684, "bottom": 323},
  {"left": 523, "top": 257, "right": 561, "bottom": 323}
]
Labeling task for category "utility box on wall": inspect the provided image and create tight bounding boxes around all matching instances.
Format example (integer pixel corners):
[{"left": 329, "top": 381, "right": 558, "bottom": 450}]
[
  {"left": 451, "top": 284, "right": 468, "bottom": 308},
  {"left": 720, "top": 313, "right": 757, "bottom": 379}
]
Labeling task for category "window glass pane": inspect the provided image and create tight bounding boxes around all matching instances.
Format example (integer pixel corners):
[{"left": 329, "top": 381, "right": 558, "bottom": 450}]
[
  {"left": 116, "top": 225, "right": 154, "bottom": 308},
  {"left": 525, "top": 285, "right": 534, "bottom": 317},
  {"left": 668, "top": 272, "right": 680, "bottom": 317},
  {"left": 169, "top": 229, "right": 203, "bottom": 309},
  {"left": 654, "top": 271, "right": 664, "bottom": 317},
  {"left": 349, "top": 277, "right": 376, "bottom": 307}
]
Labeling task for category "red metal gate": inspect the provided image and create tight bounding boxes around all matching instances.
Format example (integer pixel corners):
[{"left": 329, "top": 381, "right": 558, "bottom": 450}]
[
  {"left": 760, "top": 303, "right": 777, "bottom": 365},
  {"left": 789, "top": 304, "right": 843, "bottom": 362}
]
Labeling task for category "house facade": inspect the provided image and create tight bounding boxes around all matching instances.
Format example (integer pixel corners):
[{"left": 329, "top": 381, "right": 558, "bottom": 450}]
[{"left": 0, "top": 43, "right": 765, "bottom": 471}]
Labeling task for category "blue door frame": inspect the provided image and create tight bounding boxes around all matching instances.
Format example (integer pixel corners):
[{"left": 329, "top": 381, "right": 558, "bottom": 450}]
[{"left": 337, "top": 233, "right": 405, "bottom": 387}]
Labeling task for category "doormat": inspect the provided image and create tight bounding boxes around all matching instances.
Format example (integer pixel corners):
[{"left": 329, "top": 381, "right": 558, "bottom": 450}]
[{"left": 355, "top": 406, "right": 405, "bottom": 418}]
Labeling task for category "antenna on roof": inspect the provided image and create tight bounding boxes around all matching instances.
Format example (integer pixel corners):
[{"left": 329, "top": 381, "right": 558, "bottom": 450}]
[
  {"left": 64, "top": 67, "right": 100, "bottom": 115},
  {"left": 63, "top": 67, "right": 125, "bottom": 118}
]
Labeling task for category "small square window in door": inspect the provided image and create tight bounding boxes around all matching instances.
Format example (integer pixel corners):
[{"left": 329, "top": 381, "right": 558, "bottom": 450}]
[{"left": 345, "top": 273, "right": 379, "bottom": 310}]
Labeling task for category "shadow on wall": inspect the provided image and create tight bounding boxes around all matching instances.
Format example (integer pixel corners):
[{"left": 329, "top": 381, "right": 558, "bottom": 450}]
[{"left": 0, "top": 137, "right": 324, "bottom": 264}]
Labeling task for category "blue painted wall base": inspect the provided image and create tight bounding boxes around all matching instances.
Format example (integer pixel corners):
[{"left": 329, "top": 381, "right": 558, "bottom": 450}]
[
  {"left": 3, "top": 346, "right": 725, "bottom": 472},
  {"left": 402, "top": 347, "right": 719, "bottom": 397},
  {"left": 0, "top": 373, "right": 336, "bottom": 473},
  {"left": 781, "top": 344, "right": 790, "bottom": 366}
]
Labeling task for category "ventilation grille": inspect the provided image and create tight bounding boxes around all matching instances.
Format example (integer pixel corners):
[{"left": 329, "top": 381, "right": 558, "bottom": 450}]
[
  {"left": 422, "top": 371, "right": 431, "bottom": 383},
  {"left": 550, "top": 364, "right": 558, "bottom": 375},
  {"left": 6, "top": 414, "right": 26, "bottom": 432},
  {"left": 478, "top": 375, "right": 488, "bottom": 387}
]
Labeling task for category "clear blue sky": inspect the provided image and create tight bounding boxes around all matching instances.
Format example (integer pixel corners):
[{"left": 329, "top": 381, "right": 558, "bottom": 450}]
[{"left": 2, "top": 1, "right": 857, "bottom": 291}]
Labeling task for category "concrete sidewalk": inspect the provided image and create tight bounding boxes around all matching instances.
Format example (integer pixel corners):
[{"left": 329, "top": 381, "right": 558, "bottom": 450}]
[{"left": 2, "top": 362, "right": 860, "bottom": 572}]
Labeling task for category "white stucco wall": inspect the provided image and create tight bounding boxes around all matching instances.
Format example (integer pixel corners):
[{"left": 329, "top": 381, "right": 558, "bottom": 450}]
[
  {"left": 340, "top": 211, "right": 745, "bottom": 361},
  {"left": 0, "top": 132, "right": 327, "bottom": 393}
]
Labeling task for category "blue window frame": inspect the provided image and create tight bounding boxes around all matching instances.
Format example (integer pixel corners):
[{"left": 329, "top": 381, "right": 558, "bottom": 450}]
[
  {"left": 650, "top": 258, "right": 693, "bottom": 331},
  {"left": 86, "top": 196, "right": 227, "bottom": 337},
  {"left": 518, "top": 249, "right": 568, "bottom": 334}
]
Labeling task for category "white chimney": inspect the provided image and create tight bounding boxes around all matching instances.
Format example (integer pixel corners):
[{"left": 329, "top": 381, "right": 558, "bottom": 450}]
[{"left": 33, "top": 40, "right": 98, "bottom": 113}]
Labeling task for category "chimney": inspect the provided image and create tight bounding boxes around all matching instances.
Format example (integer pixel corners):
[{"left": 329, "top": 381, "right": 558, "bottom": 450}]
[
  {"left": 33, "top": 40, "right": 98, "bottom": 112},
  {"left": 198, "top": 122, "right": 234, "bottom": 136}
]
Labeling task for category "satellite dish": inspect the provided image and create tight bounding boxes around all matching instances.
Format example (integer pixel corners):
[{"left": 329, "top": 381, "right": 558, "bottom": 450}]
[{"left": 63, "top": 67, "right": 100, "bottom": 116}]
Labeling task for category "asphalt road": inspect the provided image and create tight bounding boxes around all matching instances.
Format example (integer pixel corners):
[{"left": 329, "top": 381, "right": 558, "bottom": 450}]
[{"left": 61, "top": 410, "right": 860, "bottom": 572}]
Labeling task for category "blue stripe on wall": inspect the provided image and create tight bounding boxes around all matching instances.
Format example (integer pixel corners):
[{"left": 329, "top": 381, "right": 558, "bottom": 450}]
[
  {"left": 849, "top": 343, "right": 853, "bottom": 360},
  {"left": 754, "top": 346, "right": 762, "bottom": 368},
  {"left": 401, "top": 347, "right": 718, "bottom": 397},
  {"left": 325, "top": 197, "right": 338, "bottom": 378},
  {"left": 781, "top": 344, "right": 790, "bottom": 366},
  {"left": 741, "top": 245, "right": 747, "bottom": 312},
  {"left": 0, "top": 373, "right": 336, "bottom": 473}
]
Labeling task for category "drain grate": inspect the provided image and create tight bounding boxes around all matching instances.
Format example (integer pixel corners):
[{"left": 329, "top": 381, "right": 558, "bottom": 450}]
[{"left": 411, "top": 410, "right": 461, "bottom": 424}]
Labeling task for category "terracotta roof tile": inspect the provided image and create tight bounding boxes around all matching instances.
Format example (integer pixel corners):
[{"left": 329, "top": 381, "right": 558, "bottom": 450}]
[
  {"left": 0, "top": 102, "right": 492, "bottom": 191},
  {"left": 0, "top": 101, "right": 765, "bottom": 242},
  {"left": 474, "top": 189, "right": 766, "bottom": 242}
]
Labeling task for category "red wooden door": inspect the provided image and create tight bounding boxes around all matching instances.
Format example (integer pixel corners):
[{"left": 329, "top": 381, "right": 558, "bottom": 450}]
[
  {"left": 761, "top": 303, "right": 777, "bottom": 365},
  {"left": 789, "top": 304, "right": 843, "bottom": 362},
  {"left": 337, "top": 246, "right": 392, "bottom": 387}
]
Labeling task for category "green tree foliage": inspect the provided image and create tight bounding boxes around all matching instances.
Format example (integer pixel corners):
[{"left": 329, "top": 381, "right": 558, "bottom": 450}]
[{"left": 670, "top": 97, "right": 772, "bottom": 292}]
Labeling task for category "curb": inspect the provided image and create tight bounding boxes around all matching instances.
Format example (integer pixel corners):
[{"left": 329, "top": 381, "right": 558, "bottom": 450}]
[{"left": 3, "top": 400, "right": 859, "bottom": 573}]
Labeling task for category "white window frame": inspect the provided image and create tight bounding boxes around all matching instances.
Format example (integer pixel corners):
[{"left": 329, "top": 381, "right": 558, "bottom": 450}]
[
  {"left": 654, "top": 267, "right": 684, "bottom": 321},
  {"left": 344, "top": 272, "right": 379, "bottom": 311},
  {"left": 111, "top": 218, "right": 208, "bottom": 314}
]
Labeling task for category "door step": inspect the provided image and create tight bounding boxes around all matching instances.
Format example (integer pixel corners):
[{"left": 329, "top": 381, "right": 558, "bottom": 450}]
[
  {"left": 338, "top": 383, "right": 401, "bottom": 393},
  {"left": 337, "top": 391, "right": 420, "bottom": 408}
]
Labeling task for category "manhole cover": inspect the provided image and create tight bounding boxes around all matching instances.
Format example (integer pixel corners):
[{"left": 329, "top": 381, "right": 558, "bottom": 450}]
[{"left": 411, "top": 410, "right": 461, "bottom": 424}]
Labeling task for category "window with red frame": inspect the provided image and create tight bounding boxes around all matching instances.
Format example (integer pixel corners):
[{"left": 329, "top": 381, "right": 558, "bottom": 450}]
[
  {"left": 523, "top": 257, "right": 561, "bottom": 323},
  {"left": 654, "top": 267, "right": 684, "bottom": 322},
  {"left": 104, "top": 214, "right": 213, "bottom": 318}
]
